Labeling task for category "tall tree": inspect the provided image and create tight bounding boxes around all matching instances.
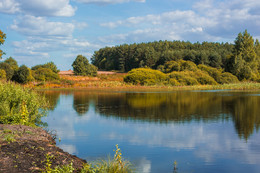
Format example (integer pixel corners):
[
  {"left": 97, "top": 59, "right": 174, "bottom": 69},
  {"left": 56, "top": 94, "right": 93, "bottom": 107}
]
[
  {"left": 228, "top": 30, "right": 259, "bottom": 80},
  {"left": 72, "top": 55, "right": 97, "bottom": 76},
  {"left": 0, "top": 30, "right": 6, "bottom": 59}
]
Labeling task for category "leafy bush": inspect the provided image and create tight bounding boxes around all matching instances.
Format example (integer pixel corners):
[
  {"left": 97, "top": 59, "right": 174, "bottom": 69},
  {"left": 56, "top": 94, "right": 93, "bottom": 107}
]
[
  {"left": 198, "top": 64, "right": 239, "bottom": 84},
  {"left": 179, "top": 60, "right": 198, "bottom": 71},
  {"left": 194, "top": 71, "right": 218, "bottom": 85},
  {"left": 168, "top": 78, "right": 180, "bottom": 86},
  {"left": 0, "top": 62, "right": 14, "bottom": 80},
  {"left": 160, "top": 60, "right": 198, "bottom": 73},
  {"left": 124, "top": 68, "right": 167, "bottom": 85},
  {"left": 168, "top": 71, "right": 199, "bottom": 85},
  {"left": 168, "top": 70, "right": 218, "bottom": 85},
  {"left": 12, "top": 65, "right": 34, "bottom": 84},
  {"left": 33, "top": 67, "right": 60, "bottom": 81},
  {"left": 32, "top": 61, "right": 59, "bottom": 73},
  {"left": 163, "top": 61, "right": 181, "bottom": 73},
  {"left": 0, "top": 82, "right": 48, "bottom": 126},
  {"left": 0, "top": 69, "right": 6, "bottom": 80},
  {"left": 219, "top": 72, "right": 239, "bottom": 84}
]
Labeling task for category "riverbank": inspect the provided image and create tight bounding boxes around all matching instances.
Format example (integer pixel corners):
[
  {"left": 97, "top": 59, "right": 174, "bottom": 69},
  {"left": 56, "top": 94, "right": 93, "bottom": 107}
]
[
  {"left": 21, "top": 72, "right": 260, "bottom": 91},
  {"left": 0, "top": 124, "right": 86, "bottom": 172}
]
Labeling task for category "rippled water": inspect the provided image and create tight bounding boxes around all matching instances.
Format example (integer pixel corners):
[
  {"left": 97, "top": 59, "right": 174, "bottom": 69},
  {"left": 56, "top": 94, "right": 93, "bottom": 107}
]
[{"left": 41, "top": 90, "right": 260, "bottom": 173}]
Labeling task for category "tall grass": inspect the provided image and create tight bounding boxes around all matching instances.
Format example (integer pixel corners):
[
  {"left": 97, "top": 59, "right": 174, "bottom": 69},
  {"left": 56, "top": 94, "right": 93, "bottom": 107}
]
[
  {"left": 0, "top": 81, "right": 48, "bottom": 126},
  {"left": 44, "top": 144, "right": 134, "bottom": 173}
]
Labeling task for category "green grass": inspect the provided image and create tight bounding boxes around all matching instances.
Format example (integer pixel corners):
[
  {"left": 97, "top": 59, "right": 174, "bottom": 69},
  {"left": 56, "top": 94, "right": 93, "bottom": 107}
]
[{"left": 44, "top": 145, "right": 134, "bottom": 173}]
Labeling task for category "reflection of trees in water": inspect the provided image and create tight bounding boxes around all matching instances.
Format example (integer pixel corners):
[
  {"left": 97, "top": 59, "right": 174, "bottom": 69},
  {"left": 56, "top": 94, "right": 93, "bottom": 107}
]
[
  {"left": 40, "top": 91, "right": 61, "bottom": 110},
  {"left": 224, "top": 96, "right": 260, "bottom": 140},
  {"left": 43, "top": 90, "right": 260, "bottom": 140},
  {"left": 73, "top": 93, "right": 91, "bottom": 115},
  {"left": 92, "top": 92, "right": 260, "bottom": 140}
]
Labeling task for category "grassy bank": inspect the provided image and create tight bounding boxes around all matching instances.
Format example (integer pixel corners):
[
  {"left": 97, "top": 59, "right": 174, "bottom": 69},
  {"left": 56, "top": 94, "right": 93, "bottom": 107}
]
[{"left": 25, "top": 73, "right": 260, "bottom": 91}]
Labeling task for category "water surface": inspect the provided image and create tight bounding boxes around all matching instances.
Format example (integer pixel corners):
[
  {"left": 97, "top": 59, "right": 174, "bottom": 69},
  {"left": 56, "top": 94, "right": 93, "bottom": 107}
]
[{"left": 42, "top": 90, "right": 260, "bottom": 173}]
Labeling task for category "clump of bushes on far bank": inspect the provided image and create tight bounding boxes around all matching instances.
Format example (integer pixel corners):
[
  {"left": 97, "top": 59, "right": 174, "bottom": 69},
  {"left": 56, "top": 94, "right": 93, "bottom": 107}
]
[
  {"left": 124, "top": 68, "right": 167, "bottom": 85},
  {"left": 124, "top": 60, "right": 239, "bottom": 86},
  {"left": 0, "top": 82, "right": 48, "bottom": 126}
]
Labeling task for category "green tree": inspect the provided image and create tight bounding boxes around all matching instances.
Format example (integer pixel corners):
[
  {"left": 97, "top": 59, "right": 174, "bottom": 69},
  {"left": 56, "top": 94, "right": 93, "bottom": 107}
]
[
  {"left": 31, "top": 61, "right": 59, "bottom": 73},
  {"left": 32, "top": 67, "right": 59, "bottom": 81},
  {"left": 228, "top": 30, "right": 259, "bottom": 80},
  {"left": 72, "top": 55, "right": 97, "bottom": 76},
  {"left": 0, "top": 30, "right": 6, "bottom": 59},
  {"left": 4, "top": 57, "right": 19, "bottom": 71},
  {"left": 0, "top": 62, "right": 14, "bottom": 80},
  {"left": 12, "top": 65, "right": 32, "bottom": 84}
]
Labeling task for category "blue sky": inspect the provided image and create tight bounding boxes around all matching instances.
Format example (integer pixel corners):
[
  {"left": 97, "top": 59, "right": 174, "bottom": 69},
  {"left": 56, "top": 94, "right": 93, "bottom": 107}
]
[{"left": 0, "top": 0, "right": 260, "bottom": 70}]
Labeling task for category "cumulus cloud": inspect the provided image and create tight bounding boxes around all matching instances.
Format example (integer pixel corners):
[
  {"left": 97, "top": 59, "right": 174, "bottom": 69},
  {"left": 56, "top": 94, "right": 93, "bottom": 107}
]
[
  {"left": 0, "top": 0, "right": 20, "bottom": 14},
  {"left": 9, "top": 15, "right": 101, "bottom": 68},
  {"left": 11, "top": 15, "right": 75, "bottom": 37},
  {"left": 100, "top": 0, "right": 260, "bottom": 43},
  {"left": 0, "top": 0, "right": 76, "bottom": 17},
  {"left": 76, "top": 0, "right": 145, "bottom": 5}
]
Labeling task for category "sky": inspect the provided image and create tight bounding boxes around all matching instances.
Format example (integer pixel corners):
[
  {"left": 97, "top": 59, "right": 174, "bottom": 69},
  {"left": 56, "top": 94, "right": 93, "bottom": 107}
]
[{"left": 0, "top": 0, "right": 260, "bottom": 70}]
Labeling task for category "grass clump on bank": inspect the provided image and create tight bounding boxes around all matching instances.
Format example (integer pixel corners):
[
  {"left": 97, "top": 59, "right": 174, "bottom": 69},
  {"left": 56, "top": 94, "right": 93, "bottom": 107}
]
[
  {"left": 44, "top": 144, "right": 133, "bottom": 173},
  {"left": 0, "top": 81, "right": 48, "bottom": 126}
]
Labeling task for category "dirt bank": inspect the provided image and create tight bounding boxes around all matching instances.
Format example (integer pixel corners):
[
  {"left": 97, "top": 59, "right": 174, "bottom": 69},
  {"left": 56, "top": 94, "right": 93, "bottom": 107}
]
[{"left": 0, "top": 124, "right": 86, "bottom": 173}]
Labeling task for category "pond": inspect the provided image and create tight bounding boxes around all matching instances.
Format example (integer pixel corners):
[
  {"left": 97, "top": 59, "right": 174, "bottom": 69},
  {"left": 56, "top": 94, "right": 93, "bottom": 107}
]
[{"left": 41, "top": 90, "right": 260, "bottom": 173}]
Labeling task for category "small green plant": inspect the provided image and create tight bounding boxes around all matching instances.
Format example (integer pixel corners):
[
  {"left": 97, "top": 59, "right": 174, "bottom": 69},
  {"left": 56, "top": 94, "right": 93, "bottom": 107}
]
[
  {"left": 4, "top": 133, "right": 16, "bottom": 143},
  {"left": 44, "top": 153, "right": 54, "bottom": 173}
]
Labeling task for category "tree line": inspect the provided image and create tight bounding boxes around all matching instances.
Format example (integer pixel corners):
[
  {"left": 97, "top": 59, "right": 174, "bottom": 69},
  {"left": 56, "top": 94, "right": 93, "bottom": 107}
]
[{"left": 92, "top": 30, "right": 260, "bottom": 81}]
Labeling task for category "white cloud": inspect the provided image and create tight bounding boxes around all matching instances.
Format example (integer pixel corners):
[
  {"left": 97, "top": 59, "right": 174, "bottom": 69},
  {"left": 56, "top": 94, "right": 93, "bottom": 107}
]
[
  {"left": 11, "top": 15, "right": 75, "bottom": 37},
  {"left": 0, "top": 0, "right": 20, "bottom": 14},
  {"left": 99, "top": 0, "right": 260, "bottom": 43},
  {"left": 9, "top": 15, "right": 101, "bottom": 69},
  {"left": 0, "top": 0, "right": 76, "bottom": 17},
  {"left": 76, "top": 0, "right": 145, "bottom": 5}
]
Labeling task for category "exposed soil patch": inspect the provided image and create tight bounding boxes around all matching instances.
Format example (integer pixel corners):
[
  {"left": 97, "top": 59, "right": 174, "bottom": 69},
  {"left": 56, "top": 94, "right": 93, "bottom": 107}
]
[{"left": 0, "top": 124, "right": 86, "bottom": 173}]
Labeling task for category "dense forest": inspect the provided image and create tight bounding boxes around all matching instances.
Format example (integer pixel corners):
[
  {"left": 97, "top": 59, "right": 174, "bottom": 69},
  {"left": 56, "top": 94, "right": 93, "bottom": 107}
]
[
  {"left": 91, "top": 40, "right": 234, "bottom": 72},
  {"left": 92, "top": 30, "right": 260, "bottom": 81}
]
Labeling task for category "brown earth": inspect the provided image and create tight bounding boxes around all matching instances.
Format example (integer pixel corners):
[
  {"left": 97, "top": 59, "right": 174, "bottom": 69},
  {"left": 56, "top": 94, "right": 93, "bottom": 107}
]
[{"left": 0, "top": 124, "right": 86, "bottom": 173}]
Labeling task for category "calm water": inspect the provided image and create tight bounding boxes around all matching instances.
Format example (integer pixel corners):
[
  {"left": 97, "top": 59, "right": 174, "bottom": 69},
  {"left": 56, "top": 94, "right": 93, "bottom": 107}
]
[{"left": 41, "top": 90, "right": 260, "bottom": 173}]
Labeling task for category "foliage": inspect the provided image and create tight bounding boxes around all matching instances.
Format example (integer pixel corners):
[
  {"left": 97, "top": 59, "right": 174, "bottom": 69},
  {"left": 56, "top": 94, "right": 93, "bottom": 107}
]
[
  {"left": 80, "top": 144, "right": 133, "bottom": 173},
  {"left": 32, "top": 67, "right": 60, "bottom": 81},
  {"left": 124, "top": 68, "right": 167, "bottom": 85},
  {"left": 0, "top": 62, "right": 14, "bottom": 80},
  {"left": 72, "top": 55, "right": 98, "bottom": 76},
  {"left": 161, "top": 60, "right": 198, "bottom": 73},
  {"left": 227, "top": 30, "right": 260, "bottom": 80},
  {"left": 12, "top": 65, "right": 34, "bottom": 84},
  {"left": 32, "top": 61, "right": 60, "bottom": 73},
  {"left": 168, "top": 71, "right": 199, "bottom": 86},
  {"left": 167, "top": 69, "right": 218, "bottom": 86},
  {"left": 0, "top": 69, "right": 6, "bottom": 80},
  {"left": 4, "top": 57, "right": 19, "bottom": 71},
  {"left": 44, "top": 144, "right": 133, "bottom": 173},
  {"left": 0, "top": 29, "right": 6, "bottom": 59},
  {"left": 219, "top": 72, "right": 239, "bottom": 84},
  {"left": 0, "top": 81, "right": 48, "bottom": 126},
  {"left": 198, "top": 64, "right": 238, "bottom": 84},
  {"left": 91, "top": 40, "right": 233, "bottom": 72}
]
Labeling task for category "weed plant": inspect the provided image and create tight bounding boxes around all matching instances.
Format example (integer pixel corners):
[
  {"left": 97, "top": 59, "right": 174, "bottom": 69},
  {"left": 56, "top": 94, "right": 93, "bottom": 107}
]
[
  {"left": 44, "top": 144, "right": 134, "bottom": 173},
  {"left": 0, "top": 81, "right": 48, "bottom": 126}
]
